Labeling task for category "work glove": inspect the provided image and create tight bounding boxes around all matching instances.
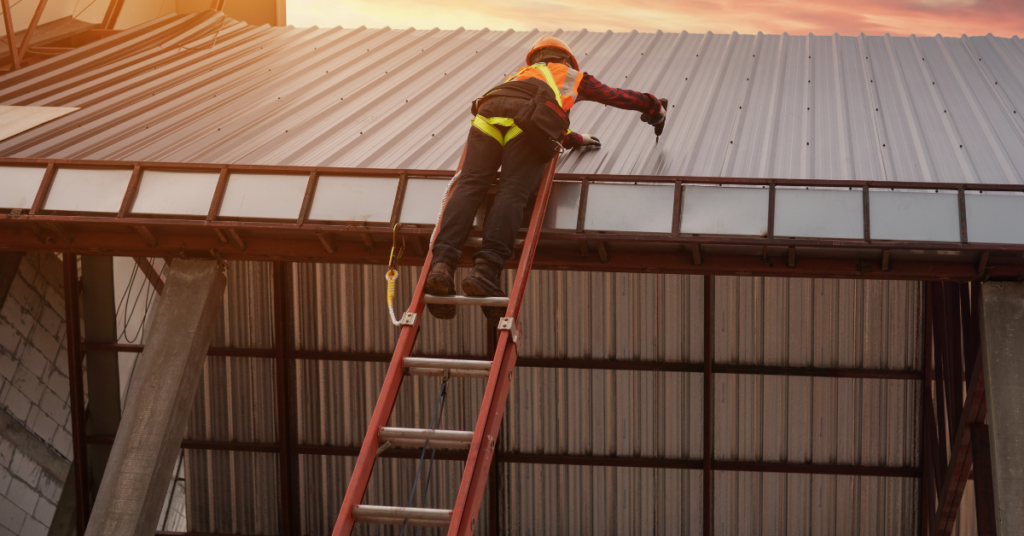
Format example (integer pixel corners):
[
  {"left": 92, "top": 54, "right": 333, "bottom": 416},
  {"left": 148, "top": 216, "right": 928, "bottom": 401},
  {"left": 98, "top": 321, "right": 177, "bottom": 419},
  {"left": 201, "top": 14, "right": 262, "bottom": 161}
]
[
  {"left": 578, "top": 133, "right": 601, "bottom": 149},
  {"left": 640, "top": 98, "right": 669, "bottom": 137}
]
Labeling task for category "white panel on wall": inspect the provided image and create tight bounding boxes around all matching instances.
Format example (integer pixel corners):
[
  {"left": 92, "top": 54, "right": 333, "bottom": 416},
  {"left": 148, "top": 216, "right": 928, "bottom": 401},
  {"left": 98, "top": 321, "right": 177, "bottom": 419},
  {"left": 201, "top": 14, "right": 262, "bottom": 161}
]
[
  {"left": 0, "top": 166, "right": 46, "bottom": 209},
  {"left": 965, "top": 193, "right": 1024, "bottom": 245},
  {"left": 585, "top": 183, "right": 675, "bottom": 233},
  {"left": 132, "top": 170, "right": 220, "bottom": 216},
  {"left": 869, "top": 191, "right": 960, "bottom": 242},
  {"left": 543, "top": 182, "right": 582, "bottom": 230},
  {"left": 219, "top": 173, "right": 308, "bottom": 220},
  {"left": 45, "top": 168, "right": 132, "bottom": 213},
  {"left": 680, "top": 185, "right": 769, "bottom": 236},
  {"left": 308, "top": 176, "right": 399, "bottom": 222},
  {"left": 399, "top": 179, "right": 449, "bottom": 225},
  {"left": 775, "top": 188, "right": 863, "bottom": 239}
]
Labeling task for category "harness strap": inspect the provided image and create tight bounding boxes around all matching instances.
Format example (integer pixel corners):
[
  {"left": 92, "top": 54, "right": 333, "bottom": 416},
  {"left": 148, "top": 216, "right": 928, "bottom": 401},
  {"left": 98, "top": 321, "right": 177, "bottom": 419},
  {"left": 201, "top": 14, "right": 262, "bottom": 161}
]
[
  {"left": 472, "top": 114, "right": 523, "bottom": 146},
  {"left": 531, "top": 63, "right": 563, "bottom": 108}
]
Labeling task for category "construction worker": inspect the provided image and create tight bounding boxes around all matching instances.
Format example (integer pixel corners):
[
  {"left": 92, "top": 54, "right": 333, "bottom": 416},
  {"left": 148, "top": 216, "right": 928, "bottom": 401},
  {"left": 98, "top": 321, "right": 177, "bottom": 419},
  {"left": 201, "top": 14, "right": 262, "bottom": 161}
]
[{"left": 426, "top": 36, "right": 667, "bottom": 321}]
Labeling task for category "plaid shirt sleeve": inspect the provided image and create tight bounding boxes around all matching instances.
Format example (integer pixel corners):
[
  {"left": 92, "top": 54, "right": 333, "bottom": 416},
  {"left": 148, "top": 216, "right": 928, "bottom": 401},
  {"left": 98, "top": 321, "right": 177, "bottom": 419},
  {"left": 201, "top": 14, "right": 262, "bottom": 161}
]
[{"left": 576, "top": 72, "right": 662, "bottom": 115}]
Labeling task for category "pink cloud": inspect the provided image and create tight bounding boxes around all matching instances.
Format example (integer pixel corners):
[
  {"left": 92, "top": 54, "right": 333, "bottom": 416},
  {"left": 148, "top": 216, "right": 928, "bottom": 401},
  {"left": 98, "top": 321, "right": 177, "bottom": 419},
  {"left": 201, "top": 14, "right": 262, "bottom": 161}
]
[{"left": 305, "top": 0, "right": 1024, "bottom": 37}]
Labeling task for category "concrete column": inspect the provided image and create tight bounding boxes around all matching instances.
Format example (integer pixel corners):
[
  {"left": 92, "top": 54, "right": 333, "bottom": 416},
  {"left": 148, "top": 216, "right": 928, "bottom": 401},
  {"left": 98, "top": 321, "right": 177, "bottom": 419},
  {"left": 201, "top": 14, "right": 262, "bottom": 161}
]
[
  {"left": 83, "top": 260, "right": 226, "bottom": 536},
  {"left": 0, "top": 251, "right": 24, "bottom": 304},
  {"left": 980, "top": 281, "right": 1024, "bottom": 534},
  {"left": 80, "top": 256, "right": 122, "bottom": 502}
]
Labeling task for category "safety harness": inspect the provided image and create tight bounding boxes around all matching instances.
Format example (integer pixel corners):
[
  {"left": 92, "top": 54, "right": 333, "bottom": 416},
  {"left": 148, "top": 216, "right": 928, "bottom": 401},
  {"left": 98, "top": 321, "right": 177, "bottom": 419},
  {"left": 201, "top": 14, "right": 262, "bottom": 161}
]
[{"left": 471, "top": 63, "right": 574, "bottom": 151}]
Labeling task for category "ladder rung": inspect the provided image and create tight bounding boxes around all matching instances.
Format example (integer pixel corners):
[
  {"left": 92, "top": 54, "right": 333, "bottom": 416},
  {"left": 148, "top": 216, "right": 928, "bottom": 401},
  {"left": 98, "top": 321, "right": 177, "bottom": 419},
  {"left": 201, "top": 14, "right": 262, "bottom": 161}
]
[
  {"left": 404, "top": 357, "right": 492, "bottom": 378},
  {"left": 352, "top": 505, "right": 453, "bottom": 527},
  {"left": 378, "top": 427, "right": 474, "bottom": 449},
  {"left": 422, "top": 294, "right": 509, "bottom": 307}
]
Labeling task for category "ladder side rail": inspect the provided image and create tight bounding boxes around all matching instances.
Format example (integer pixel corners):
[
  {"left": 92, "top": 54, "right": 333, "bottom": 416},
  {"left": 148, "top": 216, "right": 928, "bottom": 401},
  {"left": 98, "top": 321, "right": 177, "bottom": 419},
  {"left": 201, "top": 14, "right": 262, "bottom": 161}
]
[
  {"left": 332, "top": 147, "right": 468, "bottom": 536},
  {"left": 447, "top": 155, "right": 560, "bottom": 536},
  {"left": 452, "top": 335, "right": 519, "bottom": 536}
]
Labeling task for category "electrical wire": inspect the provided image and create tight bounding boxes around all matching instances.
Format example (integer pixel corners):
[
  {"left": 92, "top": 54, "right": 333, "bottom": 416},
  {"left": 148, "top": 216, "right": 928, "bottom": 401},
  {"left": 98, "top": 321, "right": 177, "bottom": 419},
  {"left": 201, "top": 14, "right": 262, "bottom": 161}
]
[{"left": 399, "top": 376, "right": 450, "bottom": 536}]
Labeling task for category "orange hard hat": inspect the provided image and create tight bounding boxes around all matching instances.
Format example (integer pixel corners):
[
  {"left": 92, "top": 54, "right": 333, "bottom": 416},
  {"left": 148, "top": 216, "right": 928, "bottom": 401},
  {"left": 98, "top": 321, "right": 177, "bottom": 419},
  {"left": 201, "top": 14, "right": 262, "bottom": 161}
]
[{"left": 527, "top": 36, "right": 579, "bottom": 70}]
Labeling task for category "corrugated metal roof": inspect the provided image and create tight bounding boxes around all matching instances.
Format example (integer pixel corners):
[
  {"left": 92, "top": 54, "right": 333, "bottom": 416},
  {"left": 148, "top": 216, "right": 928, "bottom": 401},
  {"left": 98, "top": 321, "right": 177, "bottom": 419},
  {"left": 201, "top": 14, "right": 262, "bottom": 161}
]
[
  {"left": 1, "top": 11, "right": 1024, "bottom": 185},
  {"left": 177, "top": 262, "right": 928, "bottom": 535}
]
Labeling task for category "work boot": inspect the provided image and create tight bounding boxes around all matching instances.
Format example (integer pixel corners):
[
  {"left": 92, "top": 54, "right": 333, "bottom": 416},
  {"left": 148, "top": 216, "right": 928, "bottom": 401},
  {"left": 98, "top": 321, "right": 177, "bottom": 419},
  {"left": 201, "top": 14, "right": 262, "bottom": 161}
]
[
  {"left": 425, "top": 261, "right": 456, "bottom": 320},
  {"left": 461, "top": 258, "right": 506, "bottom": 324}
]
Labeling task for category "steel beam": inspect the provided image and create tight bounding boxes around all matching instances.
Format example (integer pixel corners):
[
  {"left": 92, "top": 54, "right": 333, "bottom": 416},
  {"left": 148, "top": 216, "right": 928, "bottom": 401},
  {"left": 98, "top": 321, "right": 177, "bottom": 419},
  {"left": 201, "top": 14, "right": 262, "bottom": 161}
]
[
  {"left": 2, "top": 157, "right": 1024, "bottom": 281},
  {"left": 933, "top": 352, "right": 986, "bottom": 535},
  {"left": 133, "top": 256, "right": 165, "bottom": 294},
  {"left": 79, "top": 256, "right": 122, "bottom": 510},
  {"left": 62, "top": 253, "right": 89, "bottom": 533},
  {"left": 1, "top": 0, "right": 19, "bottom": 70},
  {"left": 703, "top": 275, "right": 714, "bottom": 536},
  {"left": 16, "top": 0, "right": 48, "bottom": 65},
  {"left": 81, "top": 342, "right": 923, "bottom": 379},
  {"left": 272, "top": 262, "right": 297, "bottom": 536},
  {"left": 0, "top": 227, "right": 1015, "bottom": 281},
  {"left": 101, "top": 0, "right": 126, "bottom": 30},
  {"left": 85, "top": 436, "right": 919, "bottom": 478}
]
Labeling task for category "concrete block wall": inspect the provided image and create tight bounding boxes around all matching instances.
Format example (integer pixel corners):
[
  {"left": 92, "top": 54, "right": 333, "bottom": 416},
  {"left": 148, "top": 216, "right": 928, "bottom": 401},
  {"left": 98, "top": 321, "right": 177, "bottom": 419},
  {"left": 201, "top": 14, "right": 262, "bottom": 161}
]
[{"left": 0, "top": 252, "right": 71, "bottom": 535}]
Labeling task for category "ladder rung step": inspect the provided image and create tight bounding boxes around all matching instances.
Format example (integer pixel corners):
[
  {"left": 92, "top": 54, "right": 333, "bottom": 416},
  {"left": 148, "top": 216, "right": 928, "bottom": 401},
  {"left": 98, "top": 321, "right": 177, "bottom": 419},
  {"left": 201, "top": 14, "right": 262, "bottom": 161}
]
[
  {"left": 407, "top": 367, "right": 491, "bottom": 379},
  {"left": 378, "top": 427, "right": 474, "bottom": 449},
  {"left": 404, "top": 357, "right": 492, "bottom": 370},
  {"left": 404, "top": 357, "right": 492, "bottom": 378},
  {"left": 422, "top": 294, "right": 509, "bottom": 307},
  {"left": 352, "top": 505, "right": 453, "bottom": 527}
]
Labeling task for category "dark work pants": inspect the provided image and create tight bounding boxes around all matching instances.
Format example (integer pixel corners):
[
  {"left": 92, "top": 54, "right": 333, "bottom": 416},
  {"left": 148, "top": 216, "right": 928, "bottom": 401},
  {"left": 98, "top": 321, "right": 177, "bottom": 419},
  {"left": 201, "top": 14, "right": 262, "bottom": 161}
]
[{"left": 431, "top": 97, "right": 550, "bottom": 267}]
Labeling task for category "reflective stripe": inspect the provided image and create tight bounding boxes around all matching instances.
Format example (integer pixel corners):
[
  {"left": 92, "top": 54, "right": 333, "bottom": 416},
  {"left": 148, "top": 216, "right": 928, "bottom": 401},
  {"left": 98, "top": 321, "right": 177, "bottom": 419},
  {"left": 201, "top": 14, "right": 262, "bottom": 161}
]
[
  {"left": 560, "top": 67, "right": 580, "bottom": 102},
  {"left": 472, "top": 115, "right": 523, "bottom": 146},
  {"left": 531, "top": 63, "right": 563, "bottom": 108}
]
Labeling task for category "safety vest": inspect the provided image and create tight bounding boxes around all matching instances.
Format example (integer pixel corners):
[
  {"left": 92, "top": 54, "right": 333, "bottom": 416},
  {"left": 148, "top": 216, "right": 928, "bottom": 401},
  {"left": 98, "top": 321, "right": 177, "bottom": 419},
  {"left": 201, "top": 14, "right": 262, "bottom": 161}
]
[{"left": 472, "top": 62, "right": 582, "bottom": 146}]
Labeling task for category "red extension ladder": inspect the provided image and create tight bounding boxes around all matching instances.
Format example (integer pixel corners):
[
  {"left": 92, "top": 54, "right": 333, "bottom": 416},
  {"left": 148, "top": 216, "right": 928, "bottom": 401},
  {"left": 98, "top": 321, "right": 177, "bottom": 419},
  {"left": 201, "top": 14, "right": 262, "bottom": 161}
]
[{"left": 331, "top": 150, "right": 560, "bottom": 535}]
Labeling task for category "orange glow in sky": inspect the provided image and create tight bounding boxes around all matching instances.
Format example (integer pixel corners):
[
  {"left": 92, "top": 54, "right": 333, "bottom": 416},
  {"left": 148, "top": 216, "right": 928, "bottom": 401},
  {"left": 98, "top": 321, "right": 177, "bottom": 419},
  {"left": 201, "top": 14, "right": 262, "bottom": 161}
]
[{"left": 288, "top": 0, "right": 1023, "bottom": 37}]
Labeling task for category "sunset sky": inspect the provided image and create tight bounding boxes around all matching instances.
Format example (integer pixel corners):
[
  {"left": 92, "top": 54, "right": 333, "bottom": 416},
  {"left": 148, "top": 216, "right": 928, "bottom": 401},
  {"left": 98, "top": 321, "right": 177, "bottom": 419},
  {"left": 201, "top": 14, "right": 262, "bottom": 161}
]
[{"left": 288, "top": 0, "right": 1024, "bottom": 37}]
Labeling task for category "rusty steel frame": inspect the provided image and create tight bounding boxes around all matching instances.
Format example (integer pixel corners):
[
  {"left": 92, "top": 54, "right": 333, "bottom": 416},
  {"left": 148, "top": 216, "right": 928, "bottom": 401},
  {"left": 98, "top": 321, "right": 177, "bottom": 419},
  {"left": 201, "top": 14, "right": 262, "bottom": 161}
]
[
  {"left": 83, "top": 435, "right": 921, "bottom": 479},
  {"left": 920, "top": 281, "right": 997, "bottom": 536},
  {"left": 272, "top": 262, "right": 298, "bottom": 535},
  {"left": 703, "top": 274, "right": 714, "bottom": 536},
  {"left": 62, "top": 253, "right": 89, "bottom": 534},
  {"left": 81, "top": 342, "right": 925, "bottom": 380},
  {"left": 15, "top": 0, "right": 48, "bottom": 66},
  {"left": 101, "top": 0, "right": 126, "bottom": 30},
  {"left": 40, "top": 157, "right": 1002, "bottom": 533},
  {"left": 2, "top": 157, "right": 1023, "bottom": 282},
  {"left": 1, "top": 0, "right": 18, "bottom": 70},
  {"left": 132, "top": 256, "right": 164, "bottom": 294}
]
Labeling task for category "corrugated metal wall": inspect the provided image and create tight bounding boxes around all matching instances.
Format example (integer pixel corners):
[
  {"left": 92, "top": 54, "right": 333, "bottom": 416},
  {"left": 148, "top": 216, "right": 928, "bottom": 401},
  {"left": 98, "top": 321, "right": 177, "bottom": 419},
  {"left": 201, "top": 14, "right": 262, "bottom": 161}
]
[{"left": 181, "top": 262, "right": 926, "bottom": 535}]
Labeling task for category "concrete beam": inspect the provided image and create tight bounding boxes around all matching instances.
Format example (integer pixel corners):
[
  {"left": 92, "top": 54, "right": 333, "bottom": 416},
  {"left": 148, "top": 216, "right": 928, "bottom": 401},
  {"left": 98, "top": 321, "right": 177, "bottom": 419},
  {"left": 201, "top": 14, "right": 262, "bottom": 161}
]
[
  {"left": 83, "top": 260, "right": 225, "bottom": 536},
  {"left": 980, "top": 281, "right": 1024, "bottom": 534}
]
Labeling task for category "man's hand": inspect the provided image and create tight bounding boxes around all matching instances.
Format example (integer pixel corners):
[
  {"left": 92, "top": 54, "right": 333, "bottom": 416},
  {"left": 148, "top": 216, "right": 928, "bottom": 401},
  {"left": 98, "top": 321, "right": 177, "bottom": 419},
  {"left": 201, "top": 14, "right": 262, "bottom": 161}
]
[
  {"left": 640, "top": 98, "right": 669, "bottom": 137},
  {"left": 578, "top": 133, "right": 602, "bottom": 149}
]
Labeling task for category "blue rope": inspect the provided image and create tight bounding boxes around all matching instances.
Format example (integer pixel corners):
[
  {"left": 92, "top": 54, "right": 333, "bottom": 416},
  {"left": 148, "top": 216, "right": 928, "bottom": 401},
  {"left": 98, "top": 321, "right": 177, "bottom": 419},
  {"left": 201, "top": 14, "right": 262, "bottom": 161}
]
[{"left": 400, "top": 377, "right": 449, "bottom": 536}]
